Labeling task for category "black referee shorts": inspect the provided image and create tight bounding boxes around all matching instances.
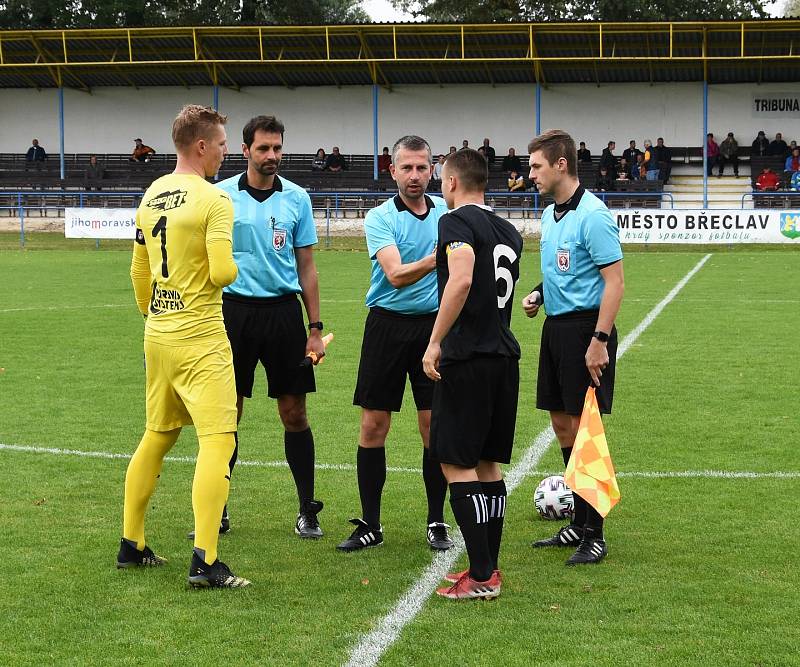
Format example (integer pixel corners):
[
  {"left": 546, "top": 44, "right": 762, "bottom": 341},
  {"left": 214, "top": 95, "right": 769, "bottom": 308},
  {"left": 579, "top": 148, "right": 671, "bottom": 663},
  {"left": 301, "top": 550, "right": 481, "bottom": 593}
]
[
  {"left": 536, "top": 310, "right": 617, "bottom": 416},
  {"left": 430, "top": 356, "right": 519, "bottom": 468},
  {"left": 223, "top": 293, "right": 316, "bottom": 399},
  {"left": 353, "top": 307, "right": 436, "bottom": 412}
]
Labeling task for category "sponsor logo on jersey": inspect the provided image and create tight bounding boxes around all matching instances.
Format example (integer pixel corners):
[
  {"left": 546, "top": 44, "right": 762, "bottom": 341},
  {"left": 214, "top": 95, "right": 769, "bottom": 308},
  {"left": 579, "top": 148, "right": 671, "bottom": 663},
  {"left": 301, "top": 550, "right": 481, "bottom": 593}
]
[
  {"left": 149, "top": 283, "right": 186, "bottom": 315},
  {"left": 273, "top": 228, "right": 287, "bottom": 251},
  {"left": 556, "top": 248, "right": 571, "bottom": 272},
  {"left": 779, "top": 212, "right": 800, "bottom": 239},
  {"left": 135, "top": 228, "right": 145, "bottom": 245},
  {"left": 147, "top": 190, "right": 188, "bottom": 211}
]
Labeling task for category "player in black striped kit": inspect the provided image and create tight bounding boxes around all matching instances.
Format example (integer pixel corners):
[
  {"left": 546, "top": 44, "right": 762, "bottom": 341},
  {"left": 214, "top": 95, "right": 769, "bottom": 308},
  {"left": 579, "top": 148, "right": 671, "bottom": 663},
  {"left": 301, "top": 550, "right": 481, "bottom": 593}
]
[{"left": 422, "top": 148, "right": 523, "bottom": 600}]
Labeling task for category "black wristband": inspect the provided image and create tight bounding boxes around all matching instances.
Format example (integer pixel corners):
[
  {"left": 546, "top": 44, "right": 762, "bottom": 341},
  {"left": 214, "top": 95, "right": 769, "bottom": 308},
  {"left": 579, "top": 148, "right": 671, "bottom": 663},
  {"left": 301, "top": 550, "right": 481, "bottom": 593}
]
[{"left": 308, "top": 321, "right": 323, "bottom": 331}]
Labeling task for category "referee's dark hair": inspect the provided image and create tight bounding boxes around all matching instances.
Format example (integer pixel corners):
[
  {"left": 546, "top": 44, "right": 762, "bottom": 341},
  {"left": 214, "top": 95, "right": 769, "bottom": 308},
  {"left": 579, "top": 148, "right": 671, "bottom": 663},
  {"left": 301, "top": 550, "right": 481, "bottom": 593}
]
[
  {"left": 528, "top": 130, "right": 578, "bottom": 177},
  {"left": 391, "top": 135, "right": 431, "bottom": 163},
  {"left": 443, "top": 148, "right": 488, "bottom": 190},
  {"left": 243, "top": 115, "right": 285, "bottom": 147}
]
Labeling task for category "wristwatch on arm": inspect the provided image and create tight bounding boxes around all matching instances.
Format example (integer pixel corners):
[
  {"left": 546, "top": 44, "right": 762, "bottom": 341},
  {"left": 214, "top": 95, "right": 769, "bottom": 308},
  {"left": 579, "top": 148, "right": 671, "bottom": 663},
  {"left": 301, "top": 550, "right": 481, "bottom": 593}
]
[
  {"left": 308, "top": 321, "right": 324, "bottom": 331},
  {"left": 592, "top": 330, "right": 609, "bottom": 342}
]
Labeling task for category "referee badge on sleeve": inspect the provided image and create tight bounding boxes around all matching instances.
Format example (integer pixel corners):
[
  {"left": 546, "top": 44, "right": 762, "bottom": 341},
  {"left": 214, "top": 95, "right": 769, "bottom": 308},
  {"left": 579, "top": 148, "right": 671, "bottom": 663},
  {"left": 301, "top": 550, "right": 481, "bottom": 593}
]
[
  {"left": 556, "top": 248, "right": 571, "bottom": 272},
  {"left": 273, "top": 228, "right": 287, "bottom": 251}
]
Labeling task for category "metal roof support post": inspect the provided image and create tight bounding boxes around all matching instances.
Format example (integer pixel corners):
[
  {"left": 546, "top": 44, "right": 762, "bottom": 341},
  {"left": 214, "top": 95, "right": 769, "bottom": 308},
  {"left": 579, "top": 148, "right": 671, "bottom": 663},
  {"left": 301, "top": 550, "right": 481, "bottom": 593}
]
[
  {"left": 58, "top": 85, "right": 65, "bottom": 181},
  {"left": 535, "top": 80, "right": 541, "bottom": 136},
  {"left": 703, "top": 80, "right": 708, "bottom": 209},
  {"left": 213, "top": 84, "right": 219, "bottom": 111},
  {"left": 372, "top": 83, "right": 379, "bottom": 182}
]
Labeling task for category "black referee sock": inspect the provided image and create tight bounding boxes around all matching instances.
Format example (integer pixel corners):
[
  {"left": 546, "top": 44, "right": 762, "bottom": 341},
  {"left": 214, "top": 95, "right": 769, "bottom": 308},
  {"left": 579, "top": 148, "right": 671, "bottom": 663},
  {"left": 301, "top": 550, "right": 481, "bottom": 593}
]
[
  {"left": 357, "top": 446, "right": 386, "bottom": 529},
  {"left": 560, "top": 446, "right": 582, "bottom": 526},
  {"left": 284, "top": 428, "right": 315, "bottom": 506},
  {"left": 449, "top": 481, "right": 493, "bottom": 582},
  {"left": 481, "top": 479, "right": 507, "bottom": 571},
  {"left": 422, "top": 447, "right": 447, "bottom": 524}
]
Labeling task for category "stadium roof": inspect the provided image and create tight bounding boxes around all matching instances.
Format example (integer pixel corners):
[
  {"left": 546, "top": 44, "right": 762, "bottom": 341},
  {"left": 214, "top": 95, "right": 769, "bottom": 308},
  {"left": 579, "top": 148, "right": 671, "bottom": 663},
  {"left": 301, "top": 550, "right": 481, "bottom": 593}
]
[{"left": 0, "top": 21, "right": 798, "bottom": 91}]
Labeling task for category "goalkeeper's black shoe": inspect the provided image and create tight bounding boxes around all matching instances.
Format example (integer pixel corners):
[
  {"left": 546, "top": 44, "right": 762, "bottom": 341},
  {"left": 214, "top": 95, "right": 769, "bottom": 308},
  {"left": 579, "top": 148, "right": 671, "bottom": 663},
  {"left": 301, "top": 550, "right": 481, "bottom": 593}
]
[
  {"left": 116, "top": 538, "right": 167, "bottom": 569},
  {"left": 188, "top": 552, "right": 251, "bottom": 589},
  {"left": 531, "top": 523, "right": 583, "bottom": 548},
  {"left": 336, "top": 518, "right": 383, "bottom": 552},
  {"left": 187, "top": 505, "right": 230, "bottom": 540},
  {"left": 566, "top": 527, "right": 607, "bottom": 566},
  {"left": 295, "top": 499, "right": 324, "bottom": 539}
]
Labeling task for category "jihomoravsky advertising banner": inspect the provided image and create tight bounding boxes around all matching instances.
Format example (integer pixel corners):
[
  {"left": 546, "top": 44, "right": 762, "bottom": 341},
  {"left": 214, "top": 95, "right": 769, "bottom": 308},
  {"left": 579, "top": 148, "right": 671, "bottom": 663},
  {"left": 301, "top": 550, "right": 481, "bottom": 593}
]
[
  {"left": 64, "top": 208, "right": 137, "bottom": 239},
  {"left": 612, "top": 209, "right": 800, "bottom": 244}
]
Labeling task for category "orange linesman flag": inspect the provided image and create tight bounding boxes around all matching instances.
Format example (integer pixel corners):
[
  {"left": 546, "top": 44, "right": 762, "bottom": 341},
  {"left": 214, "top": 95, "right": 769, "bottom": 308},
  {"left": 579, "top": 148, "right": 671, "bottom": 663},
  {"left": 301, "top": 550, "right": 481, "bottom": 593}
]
[{"left": 564, "top": 386, "right": 621, "bottom": 518}]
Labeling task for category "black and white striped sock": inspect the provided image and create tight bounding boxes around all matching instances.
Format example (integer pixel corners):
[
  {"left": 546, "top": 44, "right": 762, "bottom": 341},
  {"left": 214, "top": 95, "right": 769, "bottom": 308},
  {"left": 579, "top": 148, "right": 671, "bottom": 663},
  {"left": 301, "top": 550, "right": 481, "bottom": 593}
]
[
  {"left": 449, "top": 481, "right": 493, "bottom": 582},
  {"left": 482, "top": 479, "right": 507, "bottom": 571}
]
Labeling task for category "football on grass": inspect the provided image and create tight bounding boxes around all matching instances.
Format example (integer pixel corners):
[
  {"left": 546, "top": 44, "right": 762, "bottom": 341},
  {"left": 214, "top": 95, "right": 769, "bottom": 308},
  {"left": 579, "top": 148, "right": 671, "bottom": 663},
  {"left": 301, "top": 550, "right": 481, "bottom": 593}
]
[{"left": 534, "top": 475, "right": 574, "bottom": 520}]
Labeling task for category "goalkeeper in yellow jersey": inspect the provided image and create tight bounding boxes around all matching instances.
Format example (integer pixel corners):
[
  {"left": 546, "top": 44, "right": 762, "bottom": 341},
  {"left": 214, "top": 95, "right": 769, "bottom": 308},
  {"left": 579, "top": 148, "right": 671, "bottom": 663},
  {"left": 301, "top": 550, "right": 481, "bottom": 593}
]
[{"left": 116, "top": 104, "right": 250, "bottom": 588}]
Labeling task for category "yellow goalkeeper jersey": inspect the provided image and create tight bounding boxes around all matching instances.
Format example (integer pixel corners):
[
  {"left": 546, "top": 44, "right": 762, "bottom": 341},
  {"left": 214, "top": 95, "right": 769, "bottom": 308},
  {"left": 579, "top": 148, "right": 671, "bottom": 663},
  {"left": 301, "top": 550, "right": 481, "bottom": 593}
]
[{"left": 131, "top": 173, "right": 237, "bottom": 343}]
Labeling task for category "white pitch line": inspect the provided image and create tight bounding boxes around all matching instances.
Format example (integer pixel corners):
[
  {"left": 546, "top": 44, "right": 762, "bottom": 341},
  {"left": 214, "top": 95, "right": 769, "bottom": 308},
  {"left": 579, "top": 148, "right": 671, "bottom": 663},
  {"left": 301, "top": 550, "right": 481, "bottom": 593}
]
[
  {"left": 0, "top": 442, "right": 420, "bottom": 474},
  {"left": 1, "top": 443, "right": 795, "bottom": 480},
  {"left": 0, "top": 303, "right": 129, "bottom": 314},
  {"left": 343, "top": 253, "right": 713, "bottom": 667}
]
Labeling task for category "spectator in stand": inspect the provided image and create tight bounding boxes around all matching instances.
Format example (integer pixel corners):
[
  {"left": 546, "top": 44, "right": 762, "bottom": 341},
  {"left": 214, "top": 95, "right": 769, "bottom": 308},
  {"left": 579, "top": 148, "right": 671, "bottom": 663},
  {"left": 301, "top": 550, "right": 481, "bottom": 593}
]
[
  {"left": 595, "top": 166, "right": 615, "bottom": 192},
  {"left": 461, "top": 140, "right": 469, "bottom": 149},
  {"left": 790, "top": 140, "right": 798, "bottom": 153},
  {"left": 448, "top": 146, "right": 457, "bottom": 155},
  {"left": 432, "top": 154, "right": 445, "bottom": 182},
  {"left": 617, "top": 158, "right": 629, "bottom": 181},
  {"left": 622, "top": 140, "right": 641, "bottom": 166},
  {"left": 577, "top": 142, "right": 592, "bottom": 163},
  {"left": 756, "top": 167, "right": 780, "bottom": 191},
  {"left": 768, "top": 132, "right": 789, "bottom": 158},
  {"left": 789, "top": 171, "right": 800, "bottom": 192},
  {"left": 25, "top": 138, "right": 47, "bottom": 166},
  {"left": 654, "top": 138, "right": 672, "bottom": 184},
  {"left": 325, "top": 146, "right": 348, "bottom": 172},
  {"left": 600, "top": 141, "right": 618, "bottom": 179},
  {"left": 642, "top": 140, "right": 660, "bottom": 181},
  {"left": 507, "top": 170, "right": 525, "bottom": 192},
  {"left": 785, "top": 147, "right": 800, "bottom": 175},
  {"left": 718, "top": 132, "right": 740, "bottom": 178},
  {"left": 706, "top": 133, "right": 720, "bottom": 176},
  {"left": 751, "top": 130, "right": 769, "bottom": 157},
  {"left": 482, "top": 138, "right": 496, "bottom": 165},
  {"left": 84, "top": 154, "right": 105, "bottom": 191},
  {"left": 633, "top": 153, "right": 646, "bottom": 180},
  {"left": 312, "top": 148, "right": 326, "bottom": 171},
  {"left": 130, "top": 138, "right": 155, "bottom": 162},
  {"left": 502, "top": 147, "right": 522, "bottom": 174},
  {"left": 377, "top": 146, "right": 391, "bottom": 174}
]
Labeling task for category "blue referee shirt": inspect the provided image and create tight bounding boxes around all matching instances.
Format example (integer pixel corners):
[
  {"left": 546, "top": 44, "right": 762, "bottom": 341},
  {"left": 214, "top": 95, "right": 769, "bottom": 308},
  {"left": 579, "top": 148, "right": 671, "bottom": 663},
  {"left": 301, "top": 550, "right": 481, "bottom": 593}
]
[
  {"left": 364, "top": 194, "right": 448, "bottom": 315},
  {"left": 217, "top": 173, "right": 317, "bottom": 298},
  {"left": 540, "top": 186, "right": 623, "bottom": 316}
]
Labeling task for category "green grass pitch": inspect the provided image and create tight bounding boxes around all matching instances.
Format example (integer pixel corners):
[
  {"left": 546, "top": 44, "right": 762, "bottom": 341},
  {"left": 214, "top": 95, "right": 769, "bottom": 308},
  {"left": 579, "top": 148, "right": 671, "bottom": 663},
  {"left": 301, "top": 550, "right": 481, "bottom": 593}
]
[{"left": 0, "top": 232, "right": 798, "bottom": 666}]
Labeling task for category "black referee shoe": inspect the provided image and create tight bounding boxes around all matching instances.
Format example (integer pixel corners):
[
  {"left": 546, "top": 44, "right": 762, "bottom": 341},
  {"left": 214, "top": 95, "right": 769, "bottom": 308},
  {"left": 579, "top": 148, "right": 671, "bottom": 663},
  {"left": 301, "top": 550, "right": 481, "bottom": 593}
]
[
  {"left": 116, "top": 538, "right": 167, "bottom": 569},
  {"left": 532, "top": 523, "right": 583, "bottom": 548},
  {"left": 295, "top": 499, "right": 324, "bottom": 539},
  {"left": 427, "top": 522, "right": 454, "bottom": 551},
  {"left": 188, "top": 552, "right": 251, "bottom": 589},
  {"left": 566, "top": 527, "right": 607, "bottom": 566},
  {"left": 336, "top": 518, "right": 383, "bottom": 552}
]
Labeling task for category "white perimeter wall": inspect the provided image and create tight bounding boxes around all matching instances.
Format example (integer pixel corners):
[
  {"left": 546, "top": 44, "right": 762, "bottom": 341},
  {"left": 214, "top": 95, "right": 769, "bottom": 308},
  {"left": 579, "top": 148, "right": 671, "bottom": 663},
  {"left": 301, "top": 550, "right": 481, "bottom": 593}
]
[{"left": 0, "top": 82, "right": 795, "bottom": 156}]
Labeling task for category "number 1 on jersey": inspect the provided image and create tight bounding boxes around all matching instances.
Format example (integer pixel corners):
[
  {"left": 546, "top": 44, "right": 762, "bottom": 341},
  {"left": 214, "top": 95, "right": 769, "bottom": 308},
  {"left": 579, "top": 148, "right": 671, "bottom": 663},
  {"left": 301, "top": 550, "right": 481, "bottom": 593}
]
[{"left": 152, "top": 215, "right": 168, "bottom": 278}]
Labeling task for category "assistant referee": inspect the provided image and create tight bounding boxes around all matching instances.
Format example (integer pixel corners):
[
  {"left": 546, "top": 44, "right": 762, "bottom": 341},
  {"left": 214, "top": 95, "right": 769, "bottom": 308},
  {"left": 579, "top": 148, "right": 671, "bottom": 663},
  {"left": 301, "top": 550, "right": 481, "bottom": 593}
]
[{"left": 523, "top": 129, "right": 624, "bottom": 565}]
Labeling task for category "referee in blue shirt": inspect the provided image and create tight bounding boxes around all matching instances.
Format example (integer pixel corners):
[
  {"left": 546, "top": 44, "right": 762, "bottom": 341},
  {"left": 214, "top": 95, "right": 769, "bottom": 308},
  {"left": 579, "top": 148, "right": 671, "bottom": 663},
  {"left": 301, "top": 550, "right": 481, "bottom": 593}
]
[
  {"left": 523, "top": 129, "right": 624, "bottom": 565},
  {"left": 337, "top": 135, "right": 454, "bottom": 553},
  {"left": 215, "top": 115, "right": 326, "bottom": 539}
]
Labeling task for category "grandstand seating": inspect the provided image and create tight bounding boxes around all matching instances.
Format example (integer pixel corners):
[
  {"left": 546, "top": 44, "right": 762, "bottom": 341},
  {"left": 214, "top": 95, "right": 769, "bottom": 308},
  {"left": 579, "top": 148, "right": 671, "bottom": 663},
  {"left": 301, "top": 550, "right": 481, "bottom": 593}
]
[{"left": 6, "top": 147, "right": 769, "bottom": 214}]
